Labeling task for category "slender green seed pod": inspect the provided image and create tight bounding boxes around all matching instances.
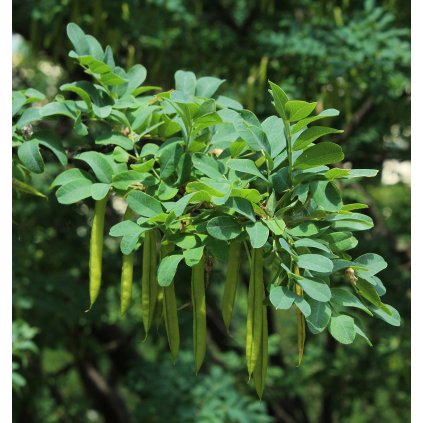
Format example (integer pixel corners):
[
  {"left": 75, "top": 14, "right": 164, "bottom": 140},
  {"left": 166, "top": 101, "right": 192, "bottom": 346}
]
[
  {"left": 164, "top": 280, "right": 180, "bottom": 361},
  {"left": 294, "top": 266, "right": 305, "bottom": 366},
  {"left": 161, "top": 243, "right": 180, "bottom": 361},
  {"left": 120, "top": 251, "right": 134, "bottom": 315},
  {"left": 89, "top": 196, "right": 108, "bottom": 308},
  {"left": 191, "top": 255, "right": 206, "bottom": 373},
  {"left": 221, "top": 241, "right": 242, "bottom": 332},
  {"left": 246, "top": 247, "right": 264, "bottom": 378},
  {"left": 120, "top": 208, "right": 135, "bottom": 315},
  {"left": 142, "top": 230, "right": 158, "bottom": 336},
  {"left": 253, "top": 305, "right": 268, "bottom": 399}
]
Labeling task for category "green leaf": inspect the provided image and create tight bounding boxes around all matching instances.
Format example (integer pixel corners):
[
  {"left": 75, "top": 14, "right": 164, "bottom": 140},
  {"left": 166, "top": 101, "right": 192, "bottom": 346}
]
[
  {"left": 186, "top": 181, "right": 225, "bottom": 197},
  {"left": 40, "top": 102, "right": 77, "bottom": 120},
  {"left": 175, "top": 70, "right": 196, "bottom": 97},
  {"left": 120, "top": 234, "right": 140, "bottom": 255},
  {"left": 285, "top": 100, "right": 317, "bottom": 122},
  {"left": 306, "top": 300, "right": 331, "bottom": 334},
  {"left": 286, "top": 222, "right": 320, "bottom": 237},
  {"left": 16, "top": 108, "right": 41, "bottom": 129},
  {"left": 297, "top": 277, "right": 331, "bottom": 302},
  {"left": 348, "top": 169, "right": 378, "bottom": 178},
  {"left": 51, "top": 168, "right": 93, "bottom": 188},
  {"left": 369, "top": 304, "right": 401, "bottom": 327},
  {"left": 17, "top": 141, "right": 44, "bottom": 173},
  {"left": 60, "top": 81, "right": 92, "bottom": 109},
  {"left": 85, "top": 34, "right": 104, "bottom": 59},
  {"left": 246, "top": 221, "right": 269, "bottom": 248},
  {"left": 233, "top": 119, "right": 270, "bottom": 153},
  {"left": 227, "top": 159, "right": 267, "bottom": 181},
  {"left": 157, "top": 141, "right": 184, "bottom": 180},
  {"left": 230, "top": 188, "right": 262, "bottom": 203},
  {"left": 195, "top": 77, "right": 225, "bottom": 97},
  {"left": 291, "top": 109, "right": 340, "bottom": 133},
  {"left": 325, "top": 168, "right": 351, "bottom": 179},
  {"left": 109, "top": 220, "right": 143, "bottom": 237},
  {"left": 206, "top": 216, "right": 242, "bottom": 241},
  {"left": 341, "top": 203, "right": 369, "bottom": 212},
  {"left": 268, "top": 81, "right": 288, "bottom": 120},
  {"left": 12, "top": 178, "right": 46, "bottom": 198},
  {"left": 323, "top": 232, "right": 358, "bottom": 251},
  {"left": 329, "top": 315, "right": 356, "bottom": 344},
  {"left": 112, "top": 146, "right": 129, "bottom": 163},
  {"left": 224, "top": 197, "right": 256, "bottom": 222},
  {"left": 35, "top": 135, "right": 68, "bottom": 166},
  {"left": 269, "top": 285, "right": 296, "bottom": 310},
  {"left": 125, "top": 64, "right": 147, "bottom": 95},
  {"left": 294, "top": 142, "right": 344, "bottom": 170},
  {"left": 297, "top": 254, "right": 333, "bottom": 273},
  {"left": 157, "top": 254, "right": 184, "bottom": 286},
  {"left": 183, "top": 246, "right": 205, "bottom": 267},
  {"left": 216, "top": 95, "right": 243, "bottom": 110},
  {"left": 331, "top": 287, "right": 372, "bottom": 315},
  {"left": 95, "top": 132, "right": 133, "bottom": 150},
  {"left": 329, "top": 213, "right": 374, "bottom": 231},
  {"left": 192, "top": 154, "right": 225, "bottom": 179},
  {"left": 263, "top": 218, "right": 286, "bottom": 235},
  {"left": 261, "top": 116, "right": 286, "bottom": 158},
  {"left": 355, "top": 253, "right": 387, "bottom": 277},
  {"left": 293, "top": 127, "right": 343, "bottom": 151},
  {"left": 355, "top": 279, "right": 390, "bottom": 313},
  {"left": 354, "top": 324, "right": 373, "bottom": 346},
  {"left": 66, "top": 23, "right": 89, "bottom": 55},
  {"left": 294, "top": 238, "right": 330, "bottom": 253},
  {"left": 295, "top": 296, "right": 311, "bottom": 318},
  {"left": 309, "top": 180, "right": 342, "bottom": 212},
  {"left": 76, "top": 152, "right": 114, "bottom": 183},
  {"left": 127, "top": 191, "right": 164, "bottom": 218},
  {"left": 56, "top": 179, "right": 93, "bottom": 204},
  {"left": 112, "top": 171, "right": 156, "bottom": 191},
  {"left": 91, "top": 183, "right": 110, "bottom": 200}
]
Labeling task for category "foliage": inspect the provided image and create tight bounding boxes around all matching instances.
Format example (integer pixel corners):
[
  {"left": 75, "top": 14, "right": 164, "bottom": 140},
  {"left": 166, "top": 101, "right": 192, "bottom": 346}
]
[
  {"left": 12, "top": 2, "right": 410, "bottom": 422},
  {"left": 12, "top": 23, "right": 402, "bottom": 399}
]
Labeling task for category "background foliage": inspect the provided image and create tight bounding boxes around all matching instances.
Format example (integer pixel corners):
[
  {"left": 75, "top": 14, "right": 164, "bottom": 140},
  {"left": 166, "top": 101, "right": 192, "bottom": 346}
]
[{"left": 12, "top": 1, "right": 410, "bottom": 422}]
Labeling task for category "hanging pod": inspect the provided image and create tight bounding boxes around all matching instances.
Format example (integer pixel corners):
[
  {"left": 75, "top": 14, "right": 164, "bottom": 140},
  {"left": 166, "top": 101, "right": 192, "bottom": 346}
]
[
  {"left": 253, "top": 305, "right": 268, "bottom": 399},
  {"left": 161, "top": 243, "right": 180, "bottom": 361},
  {"left": 191, "top": 254, "right": 206, "bottom": 373},
  {"left": 89, "top": 196, "right": 108, "bottom": 308},
  {"left": 294, "top": 266, "right": 305, "bottom": 366},
  {"left": 141, "top": 230, "right": 159, "bottom": 336},
  {"left": 246, "top": 247, "right": 265, "bottom": 378},
  {"left": 221, "top": 241, "right": 242, "bottom": 332},
  {"left": 120, "top": 208, "right": 135, "bottom": 315}
]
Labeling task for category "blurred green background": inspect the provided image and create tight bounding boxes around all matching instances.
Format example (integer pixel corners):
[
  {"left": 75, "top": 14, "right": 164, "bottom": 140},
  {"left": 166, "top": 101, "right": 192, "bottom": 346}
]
[{"left": 12, "top": 0, "right": 410, "bottom": 422}]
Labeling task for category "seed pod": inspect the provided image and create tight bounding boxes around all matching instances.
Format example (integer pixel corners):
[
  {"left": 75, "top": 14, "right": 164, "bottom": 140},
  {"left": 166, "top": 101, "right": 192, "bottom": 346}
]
[
  {"left": 191, "top": 254, "right": 206, "bottom": 373},
  {"left": 221, "top": 241, "right": 242, "bottom": 332},
  {"left": 142, "top": 230, "right": 158, "bottom": 336},
  {"left": 120, "top": 208, "right": 135, "bottom": 315},
  {"left": 161, "top": 243, "right": 180, "bottom": 361},
  {"left": 89, "top": 196, "right": 108, "bottom": 308},
  {"left": 294, "top": 266, "right": 305, "bottom": 366},
  {"left": 253, "top": 305, "right": 268, "bottom": 399},
  {"left": 120, "top": 251, "right": 134, "bottom": 315},
  {"left": 246, "top": 247, "right": 264, "bottom": 378}
]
